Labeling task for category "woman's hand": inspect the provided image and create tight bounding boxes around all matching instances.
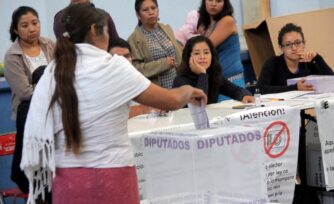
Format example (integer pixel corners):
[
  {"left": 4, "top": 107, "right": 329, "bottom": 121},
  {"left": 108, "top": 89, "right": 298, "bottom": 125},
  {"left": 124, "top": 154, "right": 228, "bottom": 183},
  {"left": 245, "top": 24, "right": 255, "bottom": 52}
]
[
  {"left": 133, "top": 84, "right": 207, "bottom": 111},
  {"left": 167, "top": 56, "right": 176, "bottom": 68},
  {"left": 189, "top": 57, "right": 206, "bottom": 75},
  {"left": 297, "top": 79, "right": 314, "bottom": 91},
  {"left": 186, "top": 86, "right": 208, "bottom": 106},
  {"left": 242, "top": 95, "right": 254, "bottom": 103},
  {"left": 298, "top": 51, "right": 317, "bottom": 62}
]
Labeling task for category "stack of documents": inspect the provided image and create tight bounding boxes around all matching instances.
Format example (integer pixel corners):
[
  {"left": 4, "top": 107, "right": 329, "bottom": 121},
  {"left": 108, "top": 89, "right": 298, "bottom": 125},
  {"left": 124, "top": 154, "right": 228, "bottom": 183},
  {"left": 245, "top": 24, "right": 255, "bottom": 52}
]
[{"left": 287, "top": 75, "right": 334, "bottom": 93}]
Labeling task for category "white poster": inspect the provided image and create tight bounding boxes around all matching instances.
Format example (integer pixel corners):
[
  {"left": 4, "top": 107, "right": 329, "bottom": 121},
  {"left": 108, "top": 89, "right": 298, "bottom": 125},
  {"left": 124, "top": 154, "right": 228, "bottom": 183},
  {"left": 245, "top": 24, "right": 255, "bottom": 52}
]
[
  {"left": 315, "top": 99, "right": 334, "bottom": 191},
  {"left": 130, "top": 124, "right": 195, "bottom": 200},
  {"left": 142, "top": 126, "right": 268, "bottom": 203},
  {"left": 213, "top": 106, "right": 300, "bottom": 204}
]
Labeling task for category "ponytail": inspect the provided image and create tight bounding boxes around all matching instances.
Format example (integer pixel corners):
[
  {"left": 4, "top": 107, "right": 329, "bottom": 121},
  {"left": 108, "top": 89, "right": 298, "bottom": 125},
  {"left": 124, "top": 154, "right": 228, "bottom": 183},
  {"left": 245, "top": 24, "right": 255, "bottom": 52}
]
[
  {"left": 49, "top": 4, "right": 106, "bottom": 154},
  {"left": 50, "top": 36, "right": 82, "bottom": 154}
]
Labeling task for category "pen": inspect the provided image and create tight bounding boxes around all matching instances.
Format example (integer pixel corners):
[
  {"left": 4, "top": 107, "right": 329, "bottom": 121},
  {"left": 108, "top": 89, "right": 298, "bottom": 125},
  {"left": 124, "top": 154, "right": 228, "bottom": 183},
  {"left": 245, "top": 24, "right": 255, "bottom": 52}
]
[{"left": 269, "top": 98, "right": 284, "bottom": 101}]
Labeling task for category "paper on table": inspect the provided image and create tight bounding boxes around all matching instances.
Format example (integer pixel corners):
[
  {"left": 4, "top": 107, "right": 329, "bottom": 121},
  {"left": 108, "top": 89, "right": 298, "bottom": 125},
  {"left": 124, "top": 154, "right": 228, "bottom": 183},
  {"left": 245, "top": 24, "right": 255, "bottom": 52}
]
[
  {"left": 297, "top": 92, "right": 334, "bottom": 99},
  {"left": 187, "top": 99, "right": 210, "bottom": 129},
  {"left": 261, "top": 91, "right": 314, "bottom": 100}
]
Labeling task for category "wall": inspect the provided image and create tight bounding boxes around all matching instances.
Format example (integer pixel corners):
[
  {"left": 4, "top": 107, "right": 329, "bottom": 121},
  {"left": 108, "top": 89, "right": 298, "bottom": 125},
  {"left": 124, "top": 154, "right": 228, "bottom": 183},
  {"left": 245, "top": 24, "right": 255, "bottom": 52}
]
[
  {"left": 270, "top": 0, "right": 334, "bottom": 17},
  {"left": 1, "top": 0, "right": 334, "bottom": 61},
  {"left": 0, "top": 0, "right": 249, "bottom": 61},
  {"left": 0, "top": 1, "right": 51, "bottom": 62}
]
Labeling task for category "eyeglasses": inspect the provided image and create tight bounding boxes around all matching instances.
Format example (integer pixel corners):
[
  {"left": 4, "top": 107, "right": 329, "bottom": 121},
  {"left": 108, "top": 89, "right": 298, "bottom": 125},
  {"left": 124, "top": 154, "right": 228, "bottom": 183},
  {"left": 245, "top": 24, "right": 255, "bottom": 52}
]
[{"left": 281, "top": 40, "right": 304, "bottom": 49}]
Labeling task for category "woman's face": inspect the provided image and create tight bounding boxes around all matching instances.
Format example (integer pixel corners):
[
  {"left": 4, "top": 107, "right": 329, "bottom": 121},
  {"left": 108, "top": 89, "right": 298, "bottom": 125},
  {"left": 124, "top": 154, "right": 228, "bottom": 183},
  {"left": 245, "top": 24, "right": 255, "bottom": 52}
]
[
  {"left": 190, "top": 41, "right": 212, "bottom": 70},
  {"left": 137, "top": 0, "right": 159, "bottom": 28},
  {"left": 281, "top": 31, "right": 305, "bottom": 61},
  {"left": 205, "top": 0, "right": 224, "bottom": 16},
  {"left": 15, "top": 12, "right": 40, "bottom": 44}
]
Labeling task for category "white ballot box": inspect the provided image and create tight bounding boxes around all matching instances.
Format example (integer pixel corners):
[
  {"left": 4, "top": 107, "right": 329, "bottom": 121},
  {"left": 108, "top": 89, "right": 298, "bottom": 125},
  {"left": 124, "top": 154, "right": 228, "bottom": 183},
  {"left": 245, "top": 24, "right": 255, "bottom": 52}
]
[
  {"left": 141, "top": 126, "right": 268, "bottom": 203},
  {"left": 131, "top": 106, "right": 301, "bottom": 204},
  {"left": 287, "top": 75, "right": 334, "bottom": 93}
]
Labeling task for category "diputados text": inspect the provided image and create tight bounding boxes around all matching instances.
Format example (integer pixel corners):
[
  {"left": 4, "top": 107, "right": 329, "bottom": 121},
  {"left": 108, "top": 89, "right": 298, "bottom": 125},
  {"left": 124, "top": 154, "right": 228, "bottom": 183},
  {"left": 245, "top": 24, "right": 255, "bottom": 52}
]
[{"left": 144, "top": 130, "right": 261, "bottom": 150}]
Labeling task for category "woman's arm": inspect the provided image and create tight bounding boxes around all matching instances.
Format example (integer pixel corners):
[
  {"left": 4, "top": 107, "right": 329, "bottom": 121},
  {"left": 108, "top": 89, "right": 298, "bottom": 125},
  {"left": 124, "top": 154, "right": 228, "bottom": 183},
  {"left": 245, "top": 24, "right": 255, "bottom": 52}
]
[
  {"left": 257, "top": 58, "right": 297, "bottom": 94},
  {"left": 219, "top": 77, "right": 252, "bottom": 101},
  {"left": 208, "top": 16, "right": 237, "bottom": 47},
  {"left": 134, "top": 83, "right": 207, "bottom": 110},
  {"left": 4, "top": 56, "right": 33, "bottom": 101},
  {"left": 132, "top": 57, "right": 172, "bottom": 78},
  {"left": 311, "top": 54, "right": 334, "bottom": 75},
  {"left": 128, "top": 36, "right": 172, "bottom": 78},
  {"left": 173, "top": 74, "right": 209, "bottom": 97}
]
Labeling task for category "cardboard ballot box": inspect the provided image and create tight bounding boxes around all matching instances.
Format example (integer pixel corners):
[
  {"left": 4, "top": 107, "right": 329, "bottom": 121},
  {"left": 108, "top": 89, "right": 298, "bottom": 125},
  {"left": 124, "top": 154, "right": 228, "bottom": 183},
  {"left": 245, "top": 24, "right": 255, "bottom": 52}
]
[
  {"left": 287, "top": 75, "right": 334, "bottom": 93},
  {"left": 243, "top": 8, "right": 334, "bottom": 78}
]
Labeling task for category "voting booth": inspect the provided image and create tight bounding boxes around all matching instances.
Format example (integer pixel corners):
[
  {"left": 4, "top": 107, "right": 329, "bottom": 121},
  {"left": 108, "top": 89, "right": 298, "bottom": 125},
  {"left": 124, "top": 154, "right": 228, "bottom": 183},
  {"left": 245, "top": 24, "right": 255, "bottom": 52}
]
[{"left": 243, "top": 8, "right": 334, "bottom": 77}]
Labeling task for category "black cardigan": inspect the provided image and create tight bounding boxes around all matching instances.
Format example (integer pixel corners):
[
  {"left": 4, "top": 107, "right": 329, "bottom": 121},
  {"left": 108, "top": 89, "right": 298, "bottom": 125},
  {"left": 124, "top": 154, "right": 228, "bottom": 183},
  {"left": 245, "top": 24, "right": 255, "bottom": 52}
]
[{"left": 257, "top": 54, "right": 333, "bottom": 94}]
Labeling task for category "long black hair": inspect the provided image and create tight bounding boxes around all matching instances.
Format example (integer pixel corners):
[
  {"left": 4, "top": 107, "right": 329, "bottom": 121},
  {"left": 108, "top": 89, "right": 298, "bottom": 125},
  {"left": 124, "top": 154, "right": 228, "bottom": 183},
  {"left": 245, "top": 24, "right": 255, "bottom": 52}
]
[
  {"left": 178, "top": 36, "right": 221, "bottom": 98},
  {"left": 197, "top": 0, "right": 234, "bottom": 30},
  {"left": 49, "top": 4, "right": 106, "bottom": 154},
  {"left": 9, "top": 6, "right": 39, "bottom": 42}
]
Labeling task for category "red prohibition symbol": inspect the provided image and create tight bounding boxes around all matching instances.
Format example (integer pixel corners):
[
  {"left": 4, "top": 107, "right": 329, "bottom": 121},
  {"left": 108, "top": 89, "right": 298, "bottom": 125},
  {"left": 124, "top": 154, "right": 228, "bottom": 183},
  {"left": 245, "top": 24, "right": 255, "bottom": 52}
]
[{"left": 263, "top": 121, "right": 291, "bottom": 158}]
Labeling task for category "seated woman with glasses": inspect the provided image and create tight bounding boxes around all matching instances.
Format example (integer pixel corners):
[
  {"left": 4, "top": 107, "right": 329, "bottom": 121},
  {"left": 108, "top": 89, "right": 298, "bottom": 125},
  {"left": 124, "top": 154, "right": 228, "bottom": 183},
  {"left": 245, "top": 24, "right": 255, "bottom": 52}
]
[{"left": 257, "top": 23, "right": 333, "bottom": 94}]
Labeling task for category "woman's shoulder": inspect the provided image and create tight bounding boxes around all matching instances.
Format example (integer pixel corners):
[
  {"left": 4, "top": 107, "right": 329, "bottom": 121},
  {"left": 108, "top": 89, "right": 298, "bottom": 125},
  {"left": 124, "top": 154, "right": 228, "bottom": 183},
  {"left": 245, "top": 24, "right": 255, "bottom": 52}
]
[
  {"left": 158, "top": 23, "right": 172, "bottom": 29},
  {"left": 39, "top": 37, "right": 56, "bottom": 55},
  {"left": 39, "top": 37, "right": 54, "bottom": 45},
  {"left": 158, "top": 23, "right": 175, "bottom": 34},
  {"left": 264, "top": 55, "right": 283, "bottom": 66},
  {"left": 216, "top": 15, "right": 235, "bottom": 26},
  {"left": 54, "top": 8, "right": 64, "bottom": 20},
  {"left": 128, "top": 26, "right": 143, "bottom": 41},
  {"left": 173, "top": 74, "right": 192, "bottom": 87},
  {"left": 219, "top": 15, "right": 234, "bottom": 22},
  {"left": 4, "top": 39, "right": 22, "bottom": 57},
  {"left": 214, "top": 15, "right": 237, "bottom": 34}
]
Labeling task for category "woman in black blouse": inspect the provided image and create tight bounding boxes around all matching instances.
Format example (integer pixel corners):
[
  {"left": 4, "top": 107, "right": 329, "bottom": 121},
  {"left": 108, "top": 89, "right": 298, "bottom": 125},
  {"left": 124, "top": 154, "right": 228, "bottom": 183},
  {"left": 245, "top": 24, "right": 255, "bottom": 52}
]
[
  {"left": 173, "top": 36, "right": 253, "bottom": 104},
  {"left": 257, "top": 23, "right": 333, "bottom": 94}
]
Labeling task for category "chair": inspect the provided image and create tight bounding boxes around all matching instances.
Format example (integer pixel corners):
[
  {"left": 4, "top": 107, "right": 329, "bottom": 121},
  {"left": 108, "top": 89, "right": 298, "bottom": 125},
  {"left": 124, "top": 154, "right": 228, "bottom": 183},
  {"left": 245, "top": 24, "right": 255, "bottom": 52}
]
[
  {"left": 0, "top": 133, "right": 28, "bottom": 204},
  {"left": 0, "top": 188, "right": 28, "bottom": 204}
]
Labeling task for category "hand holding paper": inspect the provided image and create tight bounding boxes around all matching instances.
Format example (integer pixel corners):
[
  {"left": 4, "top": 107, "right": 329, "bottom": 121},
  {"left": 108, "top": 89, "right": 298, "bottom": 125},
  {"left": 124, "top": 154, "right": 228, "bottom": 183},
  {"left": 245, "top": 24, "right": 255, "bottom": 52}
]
[
  {"left": 188, "top": 99, "right": 210, "bottom": 129},
  {"left": 297, "top": 79, "right": 314, "bottom": 91}
]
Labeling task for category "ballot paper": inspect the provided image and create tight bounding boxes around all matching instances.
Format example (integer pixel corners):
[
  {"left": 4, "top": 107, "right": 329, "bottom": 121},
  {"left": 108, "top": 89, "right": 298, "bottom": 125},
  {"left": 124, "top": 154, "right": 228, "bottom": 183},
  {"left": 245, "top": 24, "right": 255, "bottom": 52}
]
[
  {"left": 187, "top": 100, "right": 210, "bottom": 129},
  {"left": 287, "top": 75, "right": 334, "bottom": 93}
]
